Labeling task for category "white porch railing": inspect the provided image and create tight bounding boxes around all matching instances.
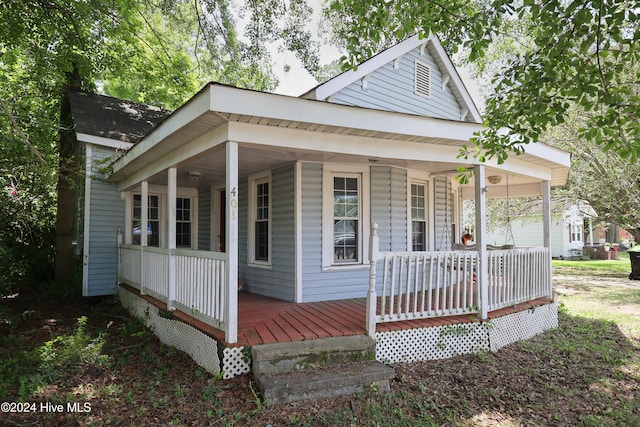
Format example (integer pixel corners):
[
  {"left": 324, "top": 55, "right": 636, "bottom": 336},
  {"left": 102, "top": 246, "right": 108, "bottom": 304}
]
[
  {"left": 486, "top": 248, "right": 551, "bottom": 311},
  {"left": 118, "top": 244, "right": 229, "bottom": 335},
  {"left": 376, "top": 251, "right": 478, "bottom": 322},
  {"left": 366, "top": 225, "right": 552, "bottom": 336}
]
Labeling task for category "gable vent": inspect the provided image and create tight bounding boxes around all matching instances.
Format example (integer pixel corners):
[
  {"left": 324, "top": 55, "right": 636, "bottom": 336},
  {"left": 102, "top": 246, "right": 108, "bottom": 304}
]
[{"left": 414, "top": 60, "right": 431, "bottom": 99}]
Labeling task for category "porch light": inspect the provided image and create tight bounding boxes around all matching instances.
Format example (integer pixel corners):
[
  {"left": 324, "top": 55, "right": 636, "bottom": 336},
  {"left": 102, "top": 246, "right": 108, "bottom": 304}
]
[
  {"left": 487, "top": 175, "right": 502, "bottom": 184},
  {"left": 189, "top": 171, "right": 202, "bottom": 181}
]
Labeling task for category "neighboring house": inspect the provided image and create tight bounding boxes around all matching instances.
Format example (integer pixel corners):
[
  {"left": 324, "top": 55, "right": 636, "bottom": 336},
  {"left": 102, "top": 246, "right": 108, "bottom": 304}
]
[
  {"left": 485, "top": 202, "right": 594, "bottom": 259},
  {"left": 66, "top": 34, "right": 570, "bottom": 384}
]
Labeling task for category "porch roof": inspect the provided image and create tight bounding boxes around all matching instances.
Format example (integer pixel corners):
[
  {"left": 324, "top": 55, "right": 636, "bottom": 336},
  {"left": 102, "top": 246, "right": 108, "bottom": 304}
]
[{"left": 109, "top": 83, "right": 570, "bottom": 192}]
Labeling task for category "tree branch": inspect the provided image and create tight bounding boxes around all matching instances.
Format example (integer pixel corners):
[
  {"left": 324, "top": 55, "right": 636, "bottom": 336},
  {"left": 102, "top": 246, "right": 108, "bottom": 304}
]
[{"left": 0, "top": 95, "right": 46, "bottom": 164}]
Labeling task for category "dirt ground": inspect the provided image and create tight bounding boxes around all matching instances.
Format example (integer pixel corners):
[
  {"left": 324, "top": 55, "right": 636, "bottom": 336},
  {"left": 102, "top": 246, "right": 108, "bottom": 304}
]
[{"left": 1, "top": 270, "right": 639, "bottom": 426}]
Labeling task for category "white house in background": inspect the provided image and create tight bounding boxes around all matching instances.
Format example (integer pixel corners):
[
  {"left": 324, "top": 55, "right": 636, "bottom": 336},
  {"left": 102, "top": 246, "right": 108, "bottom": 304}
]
[
  {"left": 67, "top": 33, "right": 571, "bottom": 380},
  {"left": 484, "top": 201, "right": 595, "bottom": 259}
]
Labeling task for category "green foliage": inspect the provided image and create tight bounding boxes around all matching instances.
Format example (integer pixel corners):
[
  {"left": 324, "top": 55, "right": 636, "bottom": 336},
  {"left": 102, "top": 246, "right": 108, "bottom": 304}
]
[
  {"left": 0, "top": 316, "right": 110, "bottom": 400},
  {"left": 325, "top": 0, "right": 640, "bottom": 163},
  {"left": 0, "top": 0, "right": 320, "bottom": 293}
]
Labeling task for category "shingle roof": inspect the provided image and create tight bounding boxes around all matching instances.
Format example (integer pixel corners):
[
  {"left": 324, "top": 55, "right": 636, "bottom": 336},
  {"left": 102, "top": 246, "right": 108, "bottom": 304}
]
[{"left": 67, "top": 91, "right": 171, "bottom": 144}]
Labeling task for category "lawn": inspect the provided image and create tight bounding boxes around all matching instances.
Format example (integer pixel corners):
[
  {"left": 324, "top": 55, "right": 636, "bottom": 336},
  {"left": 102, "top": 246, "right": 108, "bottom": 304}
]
[{"left": 1, "top": 259, "right": 639, "bottom": 426}]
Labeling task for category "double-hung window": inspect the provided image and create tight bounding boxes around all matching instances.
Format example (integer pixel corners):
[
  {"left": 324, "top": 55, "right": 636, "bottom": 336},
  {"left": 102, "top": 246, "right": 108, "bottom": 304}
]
[
  {"left": 333, "top": 176, "right": 360, "bottom": 263},
  {"left": 176, "top": 198, "right": 191, "bottom": 248},
  {"left": 132, "top": 194, "right": 160, "bottom": 247},
  {"left": 569, "top": 223, "right": 583, "bottom": 243},
  {"left": 249, "top": 172, "right": 271, "bottom": 265},
  {"left": 411, "top": 183, "right": 427, "bottom": 251}
]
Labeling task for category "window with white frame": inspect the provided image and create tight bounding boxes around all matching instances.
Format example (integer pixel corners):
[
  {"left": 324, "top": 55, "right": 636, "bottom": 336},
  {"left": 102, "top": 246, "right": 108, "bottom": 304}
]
[
  {"left": 333, "top": 176, "right": 360, "bottom": 263},
  {"left": 570, "top": 223, "right": 583, "bottom": 243},
  {"left": 132, "top": 194, "right": 160, "bottom": 246},
  {"left": 249, "top": 172, "right": 271, "bottom": 265},
  {"left": 411, "top": 183, "right": 427, "bottom": 251},
  {"left": 176, "top": 197, "right": 191, "bottom": 248}
]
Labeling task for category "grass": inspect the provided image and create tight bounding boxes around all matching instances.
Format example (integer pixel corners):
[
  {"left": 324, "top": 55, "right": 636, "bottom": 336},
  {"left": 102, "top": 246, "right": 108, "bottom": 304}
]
[{"left": 1, "top": 259, "right": 639, "bottom": 426}]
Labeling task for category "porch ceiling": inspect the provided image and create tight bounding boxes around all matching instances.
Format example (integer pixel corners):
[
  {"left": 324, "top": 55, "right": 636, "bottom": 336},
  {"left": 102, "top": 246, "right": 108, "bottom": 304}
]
[{"left": 110, "top": 83, "right": 570, "bottom": 192}]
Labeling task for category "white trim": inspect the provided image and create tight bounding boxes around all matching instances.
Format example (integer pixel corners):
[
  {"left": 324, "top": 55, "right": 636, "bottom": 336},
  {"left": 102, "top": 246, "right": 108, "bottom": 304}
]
[
  {"left": 227, "top": 122, "right": 556, "bottom": 182},
  {"left": 225, "top": 141, "right": 239, "bottom": 344},
  {"left": 115, "top": 124, "right": 228, "bottom": 191},
  {"left": 294, "top": 162, "right": 303, "bottom": 303},
  {"left": 441, "top": 74, "right": 450, "bottom": 92},
  {"left": 247, "top": 170, "right": 272, "bottom": 268},
  {"left": 407, "top": 170, "right": 430, "bottom": 251},
  {"left": 81, "top": 145, "right": 93, "bottom": 296},
  {"left": 321, "top": 163, "right": 371, "bottom": 268},
  {"left": 129, "top": 185, "right": 198, "bottom": 250},
  {"left": 75, "top": 133, "right": 134, "bottom": 150}
]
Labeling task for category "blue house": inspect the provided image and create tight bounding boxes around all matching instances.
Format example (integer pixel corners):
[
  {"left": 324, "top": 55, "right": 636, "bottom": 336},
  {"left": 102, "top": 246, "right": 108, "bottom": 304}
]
[{"left": 68, "top": 34, "right": 570, "bottom": 382}]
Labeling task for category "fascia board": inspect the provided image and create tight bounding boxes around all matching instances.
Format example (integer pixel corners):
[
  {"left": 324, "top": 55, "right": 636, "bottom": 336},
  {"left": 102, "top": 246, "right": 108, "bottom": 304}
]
[
  {"left": 75, "top": 133, "right": 134, "bottom": 150},
  {"left": 427, "top": 38, "right": 483, "bottom": 123},
  {"left": 210, "top": 84, "right": 481, "bottom": 143},
  {"left": 227, "top": 121, "right": 554, "bottom": 182},
  {"left": 110, "top": 87, "right": 212, "bottom": 179},
  {"left": 116, "top": 123, "right": 229, "bottom": 191}
]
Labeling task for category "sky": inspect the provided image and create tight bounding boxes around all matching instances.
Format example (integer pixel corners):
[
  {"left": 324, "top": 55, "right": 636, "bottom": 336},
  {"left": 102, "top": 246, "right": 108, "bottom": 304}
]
[{"left": 271, "top": 40, "right": 484, "bottom": 110}]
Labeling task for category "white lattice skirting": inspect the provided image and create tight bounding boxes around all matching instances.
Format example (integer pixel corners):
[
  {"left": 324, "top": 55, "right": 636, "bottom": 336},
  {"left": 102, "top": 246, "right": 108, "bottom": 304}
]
[
  {"left": 118, "top": 287, "right": 251, "bottom": 379},
  {"left": 375, "top": 302, "right": 558, "bottom": 364}
]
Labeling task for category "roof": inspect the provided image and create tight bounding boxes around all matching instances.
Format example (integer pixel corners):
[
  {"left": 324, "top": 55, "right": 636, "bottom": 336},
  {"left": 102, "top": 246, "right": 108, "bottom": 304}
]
[
  {"left": 109, "top": 83, "right": 570, "bottom": 191},
  {"left": 67, "top": 91, "right": 170, "bottom": 144},
  {"left": 301, "top": 34, "right": 482, "bottom": 123}
]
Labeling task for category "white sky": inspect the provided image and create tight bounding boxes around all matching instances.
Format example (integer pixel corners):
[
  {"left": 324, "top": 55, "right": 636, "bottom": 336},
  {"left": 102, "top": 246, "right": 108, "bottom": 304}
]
[{"left": 272, "top": 43, "right": 484, "bottom": 111}]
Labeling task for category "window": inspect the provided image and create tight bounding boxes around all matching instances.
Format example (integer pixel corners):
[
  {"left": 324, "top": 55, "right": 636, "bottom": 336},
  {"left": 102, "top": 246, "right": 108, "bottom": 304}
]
[
  {"left": 411, "top": 183, "right": 427, "bottom": 251},
  {"left": 132, "top": 194, "right": 159, "bottom": 246},
  {"left": 570, "top": 223, "right": 583, "bottom": 243},
  {"left": 414, "top": 60, "right": 431, "bottom": 98},
  {"left": 255, "top": 181, "right": 269, "bottom": 261},
  {"left": 249, "top": 173, "right": 271, "bottom": 265},
  {"left": 176, "top": 198, "right": 191, "bottom": 248},
  {"left": 333, "top": 176, "right": 359, "bottom": 263}
]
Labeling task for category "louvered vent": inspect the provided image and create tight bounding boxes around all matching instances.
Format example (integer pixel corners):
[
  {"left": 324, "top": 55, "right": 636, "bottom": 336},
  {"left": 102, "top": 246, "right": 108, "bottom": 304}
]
[{"left": 414, "top": 60, "right": 431, "bottom": 98}]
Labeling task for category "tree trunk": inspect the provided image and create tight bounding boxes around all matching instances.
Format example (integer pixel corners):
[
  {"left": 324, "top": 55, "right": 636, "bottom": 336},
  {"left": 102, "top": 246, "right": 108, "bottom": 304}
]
[
  {"left": 54, "top": 78, "right": 80, "bottom": 285},
  {"left": 628, "top": 228, "right": 640, "bottom": 246}
]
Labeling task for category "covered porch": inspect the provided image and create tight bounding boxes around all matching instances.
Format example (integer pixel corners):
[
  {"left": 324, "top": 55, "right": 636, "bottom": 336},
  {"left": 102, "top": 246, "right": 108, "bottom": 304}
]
[{"left": 110, "top": 84, "right": 569, "bottom": 346}]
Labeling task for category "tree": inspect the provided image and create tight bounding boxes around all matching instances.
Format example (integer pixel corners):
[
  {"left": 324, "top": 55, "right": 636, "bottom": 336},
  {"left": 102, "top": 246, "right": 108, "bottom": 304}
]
[
  {"left": 546, "top": 110, "right": 640, "bottom": 243},
  {"left": 324, "top": 0, "right": 640, "bottom": 163},
  {"left": 0, "top": 0, "right": 319, "bottom": 289}
]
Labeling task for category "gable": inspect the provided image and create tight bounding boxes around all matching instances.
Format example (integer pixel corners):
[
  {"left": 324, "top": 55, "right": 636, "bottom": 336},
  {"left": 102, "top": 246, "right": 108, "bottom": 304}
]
[
  {"left": 303, "top": 34, "right": 481, "bottom": 123},
  {"left": 328, "top": 47, "right": 467, "bottom": 121}
]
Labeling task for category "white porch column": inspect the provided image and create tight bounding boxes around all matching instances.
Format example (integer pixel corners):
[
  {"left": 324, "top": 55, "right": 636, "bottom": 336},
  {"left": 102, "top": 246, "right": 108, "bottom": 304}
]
[
  {"left": 167, "top": 167, "right": 177, "bottom": 310},
  {"left": 474, "top": 165, "right": 489, "bottom": 320},
  {"left": 140, "top": 181, "right": 148, "bottom": 295},
  {"left": 225, "top": 141, "right": 239, "bottom": 344},
  {"left": 366, "top": 223, "right": 379, "bottom": 338},
  {"left": 542, "top": 180, "right": 553, "bottom": 299}
]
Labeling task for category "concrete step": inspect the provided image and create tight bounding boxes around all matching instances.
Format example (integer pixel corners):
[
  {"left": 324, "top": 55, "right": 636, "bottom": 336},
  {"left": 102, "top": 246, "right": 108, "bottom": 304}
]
[
  {"left": 251, "top": 335, "right": 376, "bottom": 377},
  {"left": 256, "top": 360, "right": 395, "bottom": 406}
]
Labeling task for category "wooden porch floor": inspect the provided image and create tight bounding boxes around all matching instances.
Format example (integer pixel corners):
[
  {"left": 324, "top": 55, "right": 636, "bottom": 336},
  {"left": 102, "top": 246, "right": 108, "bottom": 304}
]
[{"left": 122, "top": 285, "right": 553, "bottom": 348}]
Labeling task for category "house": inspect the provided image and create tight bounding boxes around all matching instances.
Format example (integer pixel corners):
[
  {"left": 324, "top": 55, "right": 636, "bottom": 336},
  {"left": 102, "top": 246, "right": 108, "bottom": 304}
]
[
  {"left": 66, "top": 34, "right": 570, "bottom": 388},
  {"left": 484, "top": 201, "right": 595, "bottom": 259}
]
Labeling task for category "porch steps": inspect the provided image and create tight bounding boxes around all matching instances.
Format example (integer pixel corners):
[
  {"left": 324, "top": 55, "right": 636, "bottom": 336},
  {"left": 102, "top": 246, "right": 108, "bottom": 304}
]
[{"left": 251, "top": 336, "right": 395, "bottom": 405}]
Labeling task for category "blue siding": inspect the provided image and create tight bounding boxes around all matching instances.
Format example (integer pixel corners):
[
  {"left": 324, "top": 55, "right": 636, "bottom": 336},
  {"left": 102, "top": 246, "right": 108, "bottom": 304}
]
[
  {"left": 371, "top": 166, "right": 407, "bottom": 252},
  {"left": 300, "top": 163, "right": 410, "bottom": 302},
  {"left": 331, "top": 48, "right": 463, "bottom": 120},
  {"left": 198, "top": 187, "right": 211, "bottom": 250},
  {"left": 239, "top": 163, "right": 296, "bottom": 301},
  {"left": 434, "top": 177, "right": 453, "bottom": 251},
  {"left": 85, "top": 145, "right": 124, "bottom": 296}
]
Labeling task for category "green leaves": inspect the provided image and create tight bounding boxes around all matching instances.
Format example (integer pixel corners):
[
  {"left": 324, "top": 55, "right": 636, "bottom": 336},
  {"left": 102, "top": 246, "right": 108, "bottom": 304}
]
[{"left": 327, "top": 0, "right": 640, "bottom": 165}]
